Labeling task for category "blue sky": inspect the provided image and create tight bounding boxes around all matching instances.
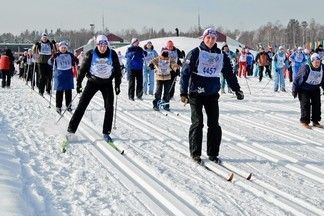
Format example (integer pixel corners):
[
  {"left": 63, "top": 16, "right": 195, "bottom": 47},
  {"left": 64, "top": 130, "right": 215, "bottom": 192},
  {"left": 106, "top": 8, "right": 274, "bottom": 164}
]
[{"left": 2, "top": 0, "right": 323, "bottom": 36}]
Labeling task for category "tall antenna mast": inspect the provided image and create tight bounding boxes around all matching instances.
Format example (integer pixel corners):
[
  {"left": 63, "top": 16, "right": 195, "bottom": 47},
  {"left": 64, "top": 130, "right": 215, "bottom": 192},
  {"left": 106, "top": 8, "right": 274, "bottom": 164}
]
[{"left": 102, "top": 12, "right": 105, "bottom": 33}]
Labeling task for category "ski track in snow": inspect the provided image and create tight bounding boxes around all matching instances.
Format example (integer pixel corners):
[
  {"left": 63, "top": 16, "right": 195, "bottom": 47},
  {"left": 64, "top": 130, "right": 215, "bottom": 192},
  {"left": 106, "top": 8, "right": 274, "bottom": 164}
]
[{"left": 1, "top": 64, "right": 324, "bottom": 214}]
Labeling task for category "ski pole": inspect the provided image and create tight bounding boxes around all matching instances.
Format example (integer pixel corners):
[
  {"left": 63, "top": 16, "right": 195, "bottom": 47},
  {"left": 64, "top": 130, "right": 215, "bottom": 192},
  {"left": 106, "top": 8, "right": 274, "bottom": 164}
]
[
  {"left": 113, "top": 94, "right": 118, "bottom": 129},
  {"left": 261, "top": 78, "right": 272, "bottom": 92},
  {"left": 169, "top": 76, "right": 177, "bottom": 94},
  {"left": 56, "top": 92, "right": 80, "bottom": 124},
  {"left": 25, "top": 63, "right": 30, "bottom": 85},
  {"left": 31, "top": 62, "right": 36, "bottom": 90},
  {"left": 48, "top": 72, "right": 54, "bottom": 108}
]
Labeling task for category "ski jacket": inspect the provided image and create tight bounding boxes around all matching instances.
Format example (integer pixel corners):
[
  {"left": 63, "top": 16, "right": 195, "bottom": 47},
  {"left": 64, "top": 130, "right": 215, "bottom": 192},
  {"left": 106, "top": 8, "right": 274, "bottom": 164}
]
[
  {"left": 143, "top": 48, "right": 158, "bottom": 68},
  {"left": 273, "top": 52, "right": 289, "bottom": 70},
  {"left": 149, "top": 56, "right": 178, "bottom": 81},
  {"left": 289, "top": 52, "right": 307, "bottom": 67},
  {"left": 255, "top": 52, "right": 270, "bottom": 66},
  {"left": 292, "top": 63, "right": 324, "bottom": 92},
  {"left": 51, "top": 51, "right": 76, "bottom": 91},
  {"left": 180, "top": 41, "right": 240, "bottom": 96},
  {"left": 34, "top": 41, "right": 55, "bottom": 64},
  {"left": 0, "top": 50, "right": 15, "bottom": 71},
  {"left": 125, "top": 45, "right": 147, "bottom": 70},
  {"left": 77, "top": 47, "right": 121, "bottom": 88}
]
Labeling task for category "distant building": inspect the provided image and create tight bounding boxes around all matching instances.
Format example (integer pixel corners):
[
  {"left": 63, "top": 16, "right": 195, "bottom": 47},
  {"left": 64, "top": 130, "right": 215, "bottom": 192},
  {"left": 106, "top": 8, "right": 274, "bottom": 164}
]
[
  {"left": 74, "top": 33, "right": 128, "bottom": 55},
  {"left": 0, "top": 43, "right": 33, "bottom": 57}
]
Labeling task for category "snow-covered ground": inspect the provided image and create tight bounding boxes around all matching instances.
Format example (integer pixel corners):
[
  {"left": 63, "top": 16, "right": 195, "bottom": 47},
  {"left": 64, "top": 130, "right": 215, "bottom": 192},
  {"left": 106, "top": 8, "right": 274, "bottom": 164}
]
[{"left": 1, "top": 37, "right": 324, "bottom": 216}]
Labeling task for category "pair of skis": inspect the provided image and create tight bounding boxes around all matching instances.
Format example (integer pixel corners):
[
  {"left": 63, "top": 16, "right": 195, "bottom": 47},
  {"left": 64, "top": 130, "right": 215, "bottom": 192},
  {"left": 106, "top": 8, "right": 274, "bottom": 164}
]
[{"left": 196, "top": 160, "right": 252, "bottom": 181}]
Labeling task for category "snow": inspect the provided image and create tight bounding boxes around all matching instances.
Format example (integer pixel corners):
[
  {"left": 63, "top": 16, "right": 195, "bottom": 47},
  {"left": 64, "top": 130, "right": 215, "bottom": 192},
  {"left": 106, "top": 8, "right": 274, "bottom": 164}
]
[{"left": 1, "top": 37, "right": 324, "bottom": 216}]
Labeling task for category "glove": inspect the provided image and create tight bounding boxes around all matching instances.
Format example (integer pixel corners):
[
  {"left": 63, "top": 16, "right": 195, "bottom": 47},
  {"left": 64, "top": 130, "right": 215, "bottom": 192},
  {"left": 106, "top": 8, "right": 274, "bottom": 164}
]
[
  {"left": 292, "top": 91, "right": 297, "bottom": 99},
  {"left": 180, "top": 94, "right": 189, "bottom": 105},
  {"left": 115, "top": 86, "right": 120, "bottom": 95},
  {"left": 175, "top": 69, "right": 180, "bottom": 76},
  {"left": 35, "top": 42, "right": 40, "bottom": 46},
  {"left": 76, "top": 84, "right": 83, "bottom": 94},
  {"left": 51, "top": 40, "right": 56, "bottom": 45},
  {"left": 235, "top": 90, "right": 244, "bottom": 100},
  {"left": 275, "top": 68, "right": 278, "bottom": 72},
  {"left": 149, "top": 64, "right": 155, "bottom": 70}
]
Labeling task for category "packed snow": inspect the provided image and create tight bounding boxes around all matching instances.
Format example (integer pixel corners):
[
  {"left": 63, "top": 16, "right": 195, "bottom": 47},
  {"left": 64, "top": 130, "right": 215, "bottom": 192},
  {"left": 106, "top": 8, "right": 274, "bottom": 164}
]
[{"left": 1, "top": 37, "right": 324, "bottom": 216}]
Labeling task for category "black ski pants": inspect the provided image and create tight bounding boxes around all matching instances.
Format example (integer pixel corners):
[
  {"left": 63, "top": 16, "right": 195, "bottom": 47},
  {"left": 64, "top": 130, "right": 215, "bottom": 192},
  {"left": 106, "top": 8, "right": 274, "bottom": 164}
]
[
  {"left": 38, "top": 63, "right": 53, "bottom": 94},
  {"left": 1, "top": 70, "right": 11, "bottom": 87},
  {"left": 68, "top": 81, "right": 114, "bottom": 135},
  {"left": 298, "top": 89, "right": 321, "bottom": 124},
  {"left": 188, "top": 93, "right": 222, "bottom": 158},
  {"left": 128, "top": 69, "right": 143, "bottom": 99},
  {"left": 56, "top": 90, "right": 72, "bottom": 109},
  {"left": 258, "top": 65, "right": 271, "bottom": 81},
  {"left": 153, "top": 79, "right": 171, "bottom": 108}
]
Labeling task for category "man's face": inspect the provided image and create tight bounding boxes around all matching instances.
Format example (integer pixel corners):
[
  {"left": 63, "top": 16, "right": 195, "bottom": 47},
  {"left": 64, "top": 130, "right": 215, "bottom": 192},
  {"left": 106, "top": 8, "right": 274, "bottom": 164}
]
[
  {"left": 97, "top": 45, "right": 108, "bottom": 54},
  {"left": 41, "top": 37, "right": 48, "bottom": 42},
  {"left": 203, "top": 35, "right": 216, "bottom": 49}
]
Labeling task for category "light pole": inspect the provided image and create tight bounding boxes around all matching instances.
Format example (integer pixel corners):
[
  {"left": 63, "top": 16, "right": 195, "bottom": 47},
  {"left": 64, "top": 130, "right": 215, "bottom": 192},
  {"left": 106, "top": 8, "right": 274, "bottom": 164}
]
[
  {"left": 90, "top": 24, "right": 95, "bottom": 48},
  {"left": 301, "top": 21, "right": 308, "bottom": 46}
]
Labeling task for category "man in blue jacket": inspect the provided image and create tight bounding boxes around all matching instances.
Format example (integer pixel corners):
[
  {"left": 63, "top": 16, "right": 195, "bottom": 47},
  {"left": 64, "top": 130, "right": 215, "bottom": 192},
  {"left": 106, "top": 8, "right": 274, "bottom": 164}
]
[
  {"left": 180, "top": 28, "right": 244, "bottom": 164},
  {"left": 125, "top": 38, "right": 147, "bottom": 100}
]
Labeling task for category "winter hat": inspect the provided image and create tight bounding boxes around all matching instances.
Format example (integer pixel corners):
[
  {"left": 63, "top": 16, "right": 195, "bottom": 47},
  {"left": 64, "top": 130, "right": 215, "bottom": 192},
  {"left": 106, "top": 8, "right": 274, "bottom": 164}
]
[
  {"left": 146, "top": 41, "right": 152, "bottom": 45},
  {"left": 166, "top": 40, "right": 174, "bottom": 47},
  {"left": 278, "top": 46, "right": 284, "bottom": 51},
  {"left": 59, "top": 41, "right": 68, "bottom": 47},
  {"left": 161, "top": 47, "right": 168, "bottom": 53},
  {"left": 310, "top": 53, "right": 321, "bottom": 62},
  {"left": 297, "top": 46, "right": 303, "bottom": 51},
  {"left": 131, "top": 38, "right": 139, "bottom": 45},
  {"left": 202, "top": 28, "right": 217, "bottom": 39},
  {"left": 96, "top": 35, "right": 109, "bottom": 46},
  {"left": 304, "top": 49, "right": 310, "bottom": 54},
  {"left": 41, "top": 33, "right": 48, "bottom": 38}
]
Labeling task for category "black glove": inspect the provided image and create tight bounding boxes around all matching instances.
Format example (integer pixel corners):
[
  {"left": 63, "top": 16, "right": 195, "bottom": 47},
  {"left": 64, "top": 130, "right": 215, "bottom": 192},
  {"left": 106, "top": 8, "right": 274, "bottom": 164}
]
[
  {"left": 175, "top": 69, "right": 180, "bottom": 76},
  {"left": 235, "top": 90, "right": 244, "bottom": 100},
  {"left": 149, "top": 64, "right": 155, "bottom": 70},
  {"left": 115, "top": 86, "right": 120, "bottom": 95},
  {"left": 76, "top": 84, "right": 83, "bottom": 94},
  {"left": 292, "top": 91, "right": 297, "bottom": 99},
  {"left": 35, "top": 42, "right": 40, "bottom": 46},
  {"left": 51, "top": 40, "right": 56, "bottom": 45},
  {"left": 275, "top": 68, "right": 278, "bottom": 72},
  {"left": 180, "top": 93, "right": 189, "bottom": 105}
]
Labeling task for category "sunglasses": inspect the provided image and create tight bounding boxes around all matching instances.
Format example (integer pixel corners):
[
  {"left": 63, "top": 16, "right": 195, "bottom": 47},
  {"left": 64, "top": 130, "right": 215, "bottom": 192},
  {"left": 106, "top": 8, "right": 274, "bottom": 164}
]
[{"left": 97, "top": 40, "right": 109, "bottom": 46}]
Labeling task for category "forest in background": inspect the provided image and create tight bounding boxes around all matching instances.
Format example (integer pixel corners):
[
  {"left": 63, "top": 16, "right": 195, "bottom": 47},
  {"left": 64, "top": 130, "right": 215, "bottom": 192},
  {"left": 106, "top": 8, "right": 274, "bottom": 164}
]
[{"left": 1, "top": 18, "right": 323, "bottom": 51}]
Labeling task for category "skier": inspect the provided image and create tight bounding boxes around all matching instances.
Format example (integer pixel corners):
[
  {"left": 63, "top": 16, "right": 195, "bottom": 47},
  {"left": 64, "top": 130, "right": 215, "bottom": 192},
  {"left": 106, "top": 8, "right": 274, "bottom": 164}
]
[
  {"left": 221, "top": 43, "right": 235, "bottom": 93},
  {"left": 315, "top": 44, "right": 324, "bottom": 59},
  {"left": 49, "top": 41, "right": 77, "bottom": 114},
  {"left": 66, "top": 35, "right": 122, "bottom": 143},
  {"left": 292, "top": 53, "right": 324, "bottom": 129},
  {"left": 237, "top": 47, "right": 247, "bottom": 78},
  {"left": 143, "top": 41, "right": 158, "bottom": 95},
  {"left": 165, "top": 40, "right": 185, "bottom": 99},
  {"left": 255, "top": 47, "right": 271, "bottom": 81},
  {"left": 273, "top": 46, "right": 290, "bottom": 92},
  {"left": 179, "top": 28, "right": 244, "bottom": 164},
  {"left": 289, "top": 47, "right": 307, "bottom": 81},
  {"left": 125, "top": 38, "right": 146, "bottom": 101},
  {"left": 33, "top": 33, "right": 56, "bottom": 96},
  {"left": 0, "top": 48, "right": 15, "bottom": 88},
  {"left": 149, "top": 47, "right": 179, "bottom": 111}
]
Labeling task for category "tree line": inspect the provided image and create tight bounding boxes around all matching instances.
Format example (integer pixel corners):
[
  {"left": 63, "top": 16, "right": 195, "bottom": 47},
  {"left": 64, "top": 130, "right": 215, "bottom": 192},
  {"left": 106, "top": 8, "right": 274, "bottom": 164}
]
[{"left": 1, "top": 18, "right": 323, "bottom": 51}]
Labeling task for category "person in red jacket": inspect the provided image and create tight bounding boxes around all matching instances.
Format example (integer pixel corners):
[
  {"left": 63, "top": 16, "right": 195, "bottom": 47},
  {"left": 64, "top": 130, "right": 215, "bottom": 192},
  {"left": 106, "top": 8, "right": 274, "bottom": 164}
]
[{"left": 0, "top": 48, "right": 15, "bottom": 88}]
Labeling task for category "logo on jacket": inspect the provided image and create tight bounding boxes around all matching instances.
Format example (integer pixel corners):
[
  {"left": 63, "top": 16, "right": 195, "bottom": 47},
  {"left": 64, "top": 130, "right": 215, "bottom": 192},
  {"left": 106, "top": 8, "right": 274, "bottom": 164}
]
[{"left": 197, "top": 87, "right": 205, "bottom": 94}]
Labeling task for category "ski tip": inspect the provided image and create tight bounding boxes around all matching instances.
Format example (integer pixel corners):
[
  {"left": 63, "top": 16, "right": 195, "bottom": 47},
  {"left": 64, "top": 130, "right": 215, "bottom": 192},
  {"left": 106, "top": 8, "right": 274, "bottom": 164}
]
[
  {"left": 120, "top": 150, "right": 125, "bottom": 155},
  {"left": 246, "top": 173, "right": 253, "bottom": 180},
  {"left": 227, "top": 173, "right": 234, "bottom": 182}
]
